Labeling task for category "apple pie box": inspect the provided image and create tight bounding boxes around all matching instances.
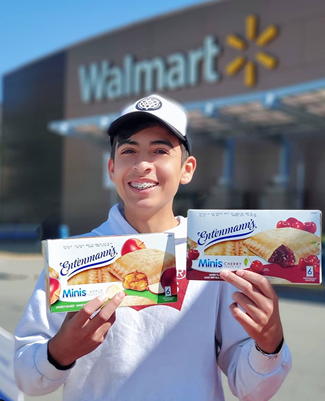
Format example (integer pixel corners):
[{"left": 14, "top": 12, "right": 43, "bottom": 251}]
[
  {"left": 186, "top": 210, "right": 322, "bottom": 285},
  {"left": 43, "top": 233, "right": 177, "bottom": 313}
]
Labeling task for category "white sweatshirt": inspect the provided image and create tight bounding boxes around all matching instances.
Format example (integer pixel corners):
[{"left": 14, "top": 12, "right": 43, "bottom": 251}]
[{"left": 14, "top": 204, "right": 291, "bottom": 401}]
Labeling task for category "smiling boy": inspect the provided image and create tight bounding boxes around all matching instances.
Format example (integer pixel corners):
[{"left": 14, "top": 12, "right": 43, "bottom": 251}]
[
  {"left": 109, "top": 124, "right": 195, "bottom": 232},
  {"left": 14, "top": 94, "right": 291, "bottom": 400}
]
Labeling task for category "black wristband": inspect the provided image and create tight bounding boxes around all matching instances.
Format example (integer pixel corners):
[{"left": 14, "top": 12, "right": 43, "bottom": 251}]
[
  {"left": 255, "top": 337, "right": 284, "bottom": 358},
  {"left": 273, "top": 337, "right": 284, "bottom": 354},
  {"left": 47, "top": 342, "right": 75, "bottom": 371}
]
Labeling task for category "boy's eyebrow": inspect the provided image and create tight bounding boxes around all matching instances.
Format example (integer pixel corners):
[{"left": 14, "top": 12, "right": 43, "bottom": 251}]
[
  {"left": 117, "top": 139, "right": 175, "bottom": 149},
  {"left": 150, "top": 139, "right": 174, "bottom": 148},
  {"left": 116, "top": 139, "right": 137, "bottom": 148}
]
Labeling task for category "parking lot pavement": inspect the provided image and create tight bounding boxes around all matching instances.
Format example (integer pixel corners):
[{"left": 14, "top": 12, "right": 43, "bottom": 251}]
[
  {"left": 0, "top": 252, "right": 62, "bottom": 401},
  {"left": 222, "top": 297, "right": 325, "bottom": 401},
  {"left": 1, "top": 250, "right": 325, "bottom": 401}
]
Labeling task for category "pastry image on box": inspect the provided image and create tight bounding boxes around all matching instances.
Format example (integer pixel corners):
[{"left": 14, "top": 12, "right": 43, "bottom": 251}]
[
  {"left": 108, "top": 249, "right": 175, "bottom": 286},
  {"left": 43, "top": 233, "right": 177, "bottom": 312},
  {"left": 243, "top": 228, "right": 320, "bottom": 267},
  {"left": 205, "top": 239, "right": 254, "bottom": 256},
  {"left": 186, "top": 210, "right": 322, "bottom": 285},
  {"left": 187, "top": 237, "right": 198, "bottom": 250},
  {"left": 68, "top": 267, "right": 118, "bottom": 285}
]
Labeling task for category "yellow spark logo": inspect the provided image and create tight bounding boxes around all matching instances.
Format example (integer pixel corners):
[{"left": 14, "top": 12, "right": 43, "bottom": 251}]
[{"left": 225, "top": 15, "right": 279, "bottom": 87}]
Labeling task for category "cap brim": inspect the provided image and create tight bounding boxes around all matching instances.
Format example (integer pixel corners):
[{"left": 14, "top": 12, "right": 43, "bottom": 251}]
[{"left": 108, "top": 111, "right": 190, "bottom": 153}]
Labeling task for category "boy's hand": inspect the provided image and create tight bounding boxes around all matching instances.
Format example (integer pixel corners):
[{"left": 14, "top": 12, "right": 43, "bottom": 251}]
[
  {"left": 48, "top": 291, "right": 125, "bottom": 367},
  {"left": 220, "top": 269, "right": 283, "bottom": 354}
]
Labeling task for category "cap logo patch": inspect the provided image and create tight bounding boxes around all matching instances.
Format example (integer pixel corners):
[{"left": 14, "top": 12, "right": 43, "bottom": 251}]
[{"left": 136, "top": 97, "right": 162, "bottom": 111}]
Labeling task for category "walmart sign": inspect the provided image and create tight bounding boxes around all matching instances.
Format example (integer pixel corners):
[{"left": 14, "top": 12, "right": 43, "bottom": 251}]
[{"left": 79, "top": 35, "right": 221, "bottom": 103}]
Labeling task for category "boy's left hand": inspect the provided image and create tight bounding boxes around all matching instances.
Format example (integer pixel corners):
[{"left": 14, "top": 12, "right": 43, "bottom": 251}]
[{"left": 220, "top": 269, "right": 283, "bottom": 354}]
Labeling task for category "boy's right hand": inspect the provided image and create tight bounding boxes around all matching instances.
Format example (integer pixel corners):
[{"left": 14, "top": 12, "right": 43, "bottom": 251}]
[{"left": 48, "top": 291, "right": 125, "bottom": 367}]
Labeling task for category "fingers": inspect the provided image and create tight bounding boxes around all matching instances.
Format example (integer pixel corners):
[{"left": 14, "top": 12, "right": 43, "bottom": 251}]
[
  {"left": 48, "top": 292, "right": 126, "bottom": 365},
  {"left": 73, "top": 291, "right": 125, "bottom": 327},
  {"left": 64, "top": 311, "right": 77, "bottom": 321},
  {"left": 229, "top": 302, "right": 257, "bottom": 333},
  {"left": 88, "top": 291, "right": 125, "bottom": 331},
  {"left": 230, "top": 298, "right": 283, "bottom": 353},
  {"left": 220, "top": 269, "right": 275, "bottom": 301},
  {"left": 221, "top": 269, "right": 284, "bottom": 349},
  {"left": 236, "top": 270, "right": 275, "bottom": 298},
  {"left": 231, "top": 291, "right": 270, "bottom": 327},
  {"left": 73, "top": 295, "right": 109, "bottom": 325}
]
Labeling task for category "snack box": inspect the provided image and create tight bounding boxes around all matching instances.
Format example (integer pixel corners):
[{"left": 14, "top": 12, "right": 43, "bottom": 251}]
[
  {"left": 43, "top": 233, "right": 177, "bottom": 313},
  {"left": 187, "top": 210, "right": 322, "bottom": 285}
]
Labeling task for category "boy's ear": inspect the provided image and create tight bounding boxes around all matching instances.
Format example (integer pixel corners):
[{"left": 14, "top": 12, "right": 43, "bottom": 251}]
[
  {"left": 180, "top": 156, "right": 196, "bottom": 185},
  {"left": 108, "top": 158, "right": 115, "bottom": 183}
]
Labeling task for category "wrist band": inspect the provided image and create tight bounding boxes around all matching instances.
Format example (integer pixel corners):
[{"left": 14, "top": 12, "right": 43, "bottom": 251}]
[
  {"left": 47, "top": 342, "right": 75, "bottom": 371},
  {"left": 254, "top": 337, "right": 284, "bottom": 360}
]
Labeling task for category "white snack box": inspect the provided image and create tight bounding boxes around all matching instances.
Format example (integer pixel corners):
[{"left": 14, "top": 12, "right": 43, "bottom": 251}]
[
  {"left": 43, "top": 233, "right": 177, "bottom": 312},
  {"left": 187, "top": 209, "right": 322, "bottom": 285}
]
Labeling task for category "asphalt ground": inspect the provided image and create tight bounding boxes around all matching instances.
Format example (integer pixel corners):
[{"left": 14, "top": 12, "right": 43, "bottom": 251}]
[{"left": 1, "top": 243, "right": 324, "bottom": 401}]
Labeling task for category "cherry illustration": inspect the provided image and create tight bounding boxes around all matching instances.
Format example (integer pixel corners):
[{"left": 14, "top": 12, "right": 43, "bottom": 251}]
[
  {"left": 250, "top": 260, "right": 264, "bottom": 273},
  {"left": 286, "top": 217, "right": 298, "bottom": 226},
  {"left": 276, "top": 220, "right": 291, "bottom": 228},
  {"left": 188, "top": 249, "right": 200, "bottom": 260},
  {"left": 299, "top": 255, "right": 320, "bottom": 274},
  {"left": 291, "top": 221, "right": 304, "bottom": 230},
  {"left": 303, "top": 222, "right": 317, "bottom": 234}
]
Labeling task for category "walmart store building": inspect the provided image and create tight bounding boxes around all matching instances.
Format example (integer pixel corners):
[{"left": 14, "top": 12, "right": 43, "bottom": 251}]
[{"left": 2, "top": 0, "right": 325, "bottom": 236}]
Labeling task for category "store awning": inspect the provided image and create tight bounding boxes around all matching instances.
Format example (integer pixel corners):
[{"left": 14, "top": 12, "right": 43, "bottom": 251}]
[{"left": 48, "top": 78, "right": 325, "bottom": 144}]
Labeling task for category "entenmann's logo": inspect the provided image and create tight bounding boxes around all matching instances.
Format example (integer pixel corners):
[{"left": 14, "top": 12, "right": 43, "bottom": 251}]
[
  {"left": 197, "top": 219, "right": 257, "bottom": 247},
  {"left": 60, "top": 246, "right": 117, "bottom": 278}
]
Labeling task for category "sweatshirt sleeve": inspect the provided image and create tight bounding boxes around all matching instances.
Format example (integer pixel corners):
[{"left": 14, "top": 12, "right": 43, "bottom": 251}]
[
  {"left": 216, "top": 281, "right": 292, "bottom": 401},
  {"left": 14, "top": 270, "right": 72, "bottom": 396}
]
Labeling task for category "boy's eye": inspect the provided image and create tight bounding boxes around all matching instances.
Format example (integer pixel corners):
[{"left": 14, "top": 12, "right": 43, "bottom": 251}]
[
  {"left": 120, "top": 148, "right": 136, "bottom": 154},
  {"left": 155, "top": 149, "right": 169, "bottom": 154}
]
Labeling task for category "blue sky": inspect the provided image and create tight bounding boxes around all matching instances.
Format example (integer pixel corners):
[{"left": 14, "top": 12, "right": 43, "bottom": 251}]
[{"left": 0, "top": 0, "right": 217, "bottom": 102}]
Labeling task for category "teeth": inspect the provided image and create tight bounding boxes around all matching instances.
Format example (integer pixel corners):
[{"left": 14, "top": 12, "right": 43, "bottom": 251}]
[{"left": 130, "top": 182, "right": 157, "bottom": 190}]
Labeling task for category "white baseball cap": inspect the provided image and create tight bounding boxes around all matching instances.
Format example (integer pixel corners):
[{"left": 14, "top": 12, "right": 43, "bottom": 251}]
[{"left": 108, "top": 94, "right": 191, "bottom": 153}]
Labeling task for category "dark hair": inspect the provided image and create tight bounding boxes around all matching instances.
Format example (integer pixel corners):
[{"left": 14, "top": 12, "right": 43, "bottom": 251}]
[{"left": 110, "top": 118, "right": 189, "bottom": 164}]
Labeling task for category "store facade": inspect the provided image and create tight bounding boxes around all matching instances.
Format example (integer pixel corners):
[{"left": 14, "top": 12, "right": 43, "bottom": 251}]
[{"left": 2, "top": 0, "right": 325, "bottom": 235}]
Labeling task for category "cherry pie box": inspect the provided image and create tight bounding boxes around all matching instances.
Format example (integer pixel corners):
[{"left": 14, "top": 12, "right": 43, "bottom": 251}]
[
  {"left": 186, "top": 210, "right": 322, "bottom": 285},
  {"left": 43, "top": 233, "right": 177, "bottom": 313}
]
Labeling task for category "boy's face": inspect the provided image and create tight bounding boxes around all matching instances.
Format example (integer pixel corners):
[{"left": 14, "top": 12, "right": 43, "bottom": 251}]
[{"left": 108, "top": 125, "right": 196, "bottom": 215}]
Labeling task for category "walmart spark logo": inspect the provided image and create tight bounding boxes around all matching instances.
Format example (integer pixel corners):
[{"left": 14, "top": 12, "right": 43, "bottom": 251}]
[{"left": 225, "top": 15, "right": 279, "bottom": 87}]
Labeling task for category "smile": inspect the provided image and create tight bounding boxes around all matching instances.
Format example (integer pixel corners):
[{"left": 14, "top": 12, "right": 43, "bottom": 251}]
[{"left": 129, "top": 182, "right": 158, "bottom": 190}]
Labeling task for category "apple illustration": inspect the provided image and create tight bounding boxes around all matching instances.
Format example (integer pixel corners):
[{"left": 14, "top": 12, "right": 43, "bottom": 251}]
[
  {"left": 160, "top": 267, "right": 177, "bottom": 295},
  {"left": 49, "top": 277, "right": 61, "bottom": 305},
  {"left": 121, "top": 238, "right": 146, "bottom": 255},
  {"left": 148, "top": 282, "right": 165, "bottom": 295}
]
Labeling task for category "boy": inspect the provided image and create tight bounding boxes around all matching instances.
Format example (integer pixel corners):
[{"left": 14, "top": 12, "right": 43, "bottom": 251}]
[{"left": 14, "top": 94, "right": 291, "bottom": 400}]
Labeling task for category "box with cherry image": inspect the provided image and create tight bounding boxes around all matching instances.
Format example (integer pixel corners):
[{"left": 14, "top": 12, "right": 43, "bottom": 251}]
[
  {"left": 43, "top": 233, "right": 177, "bottom": 312},
  {"left": 186, "top": 210, "right": 322, "bottom": 284}
]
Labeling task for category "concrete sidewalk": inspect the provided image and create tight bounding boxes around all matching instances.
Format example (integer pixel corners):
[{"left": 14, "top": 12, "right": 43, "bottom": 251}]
[
  {"left": 222, "top": 298, "right": 325, "bottom": 401},
  {"left": 1, "top": 251, "right": 324, "bottom": 401}
]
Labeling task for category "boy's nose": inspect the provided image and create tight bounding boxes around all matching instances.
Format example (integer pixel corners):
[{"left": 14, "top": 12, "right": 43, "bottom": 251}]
[{"left": 133, "top": 159, "right": 153, "bottom": 173}]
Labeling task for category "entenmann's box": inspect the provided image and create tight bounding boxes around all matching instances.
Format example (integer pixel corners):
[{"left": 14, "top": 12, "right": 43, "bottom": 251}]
[
  {"left": 186, "top": 210, "right": 322, "bottom": 284},
  {"left": 43, "top": 233, "right": 177, "bottom": 312}
]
